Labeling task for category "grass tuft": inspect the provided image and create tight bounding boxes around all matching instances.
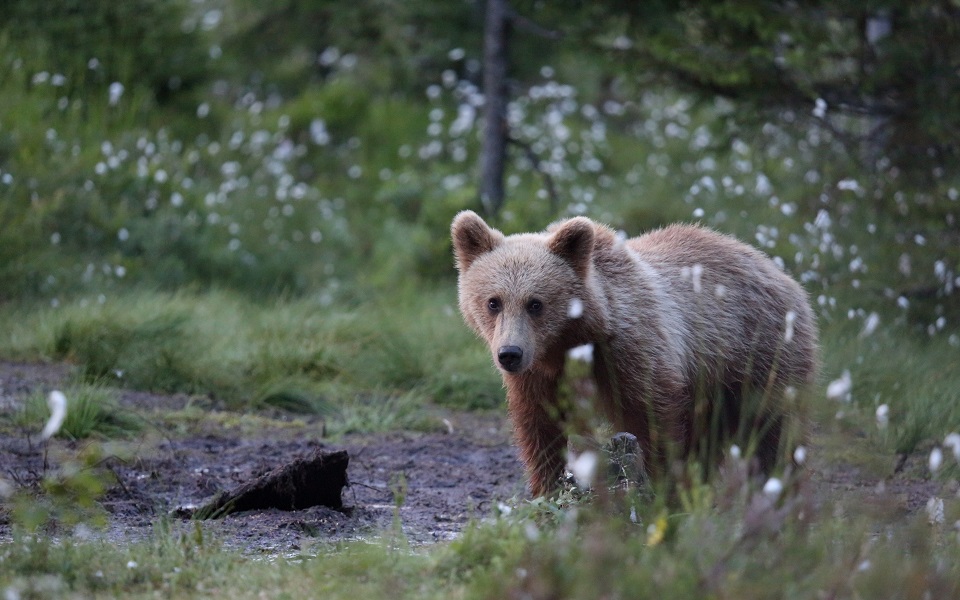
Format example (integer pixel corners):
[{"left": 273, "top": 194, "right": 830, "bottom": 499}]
[
  {"left": 13, "top": 384, "right": 141, "bottom": 441},
  {"left": 820, "top": 317, "right": 960, "bottom": 457}
]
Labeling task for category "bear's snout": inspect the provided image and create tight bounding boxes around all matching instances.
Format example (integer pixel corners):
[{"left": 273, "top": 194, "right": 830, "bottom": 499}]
[{"left": 497, "top": 346, "right": 524, "bottom": 372}]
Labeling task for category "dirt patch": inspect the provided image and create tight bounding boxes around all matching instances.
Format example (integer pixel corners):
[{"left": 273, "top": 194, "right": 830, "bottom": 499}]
[
  {"left": 0, "top": 360, "right": 950, "bottom": 554},
  {"left": 0, "top": 361, "right": 524, "bottom": 553}
]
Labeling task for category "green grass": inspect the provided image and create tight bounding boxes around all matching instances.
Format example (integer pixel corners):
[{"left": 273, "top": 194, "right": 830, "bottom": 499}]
[
  {"left": 0, "top": 525, "right": 453, "bottom": 599},
  {"left": 2, "top": 463, "right": 958, "bottom": 599},
  {"left": 6, "top": 383, "right": 141, "bottom": 441},
  {"left": 819, "top": 314, "right": 960, "bottom": 458},
  {"left": 472, "top": 490, "right": 960, "bottom": 599},
  {"left": 0, "top": 287, "right": 500, "bottom": 423}
]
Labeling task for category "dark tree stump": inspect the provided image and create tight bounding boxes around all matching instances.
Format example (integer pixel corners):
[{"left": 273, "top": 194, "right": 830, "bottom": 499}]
[{"left": 193, "top": 449, "right": 349, "bottom": 520}]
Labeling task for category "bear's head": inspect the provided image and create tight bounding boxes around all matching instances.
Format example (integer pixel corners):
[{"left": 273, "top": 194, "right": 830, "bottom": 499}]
[{"left": 451, "top": 210, "right": 597, "bottom": 375}]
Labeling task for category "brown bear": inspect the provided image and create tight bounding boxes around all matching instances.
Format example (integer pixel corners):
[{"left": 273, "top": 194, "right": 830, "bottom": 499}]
[{"left": 451, "top": 210, "right": 818, "bottom": 496}]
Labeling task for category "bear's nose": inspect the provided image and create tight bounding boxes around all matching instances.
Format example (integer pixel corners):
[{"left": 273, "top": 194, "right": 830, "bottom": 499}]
[{"left": 497, "top": 346, "right": 524, "bottom": 372}]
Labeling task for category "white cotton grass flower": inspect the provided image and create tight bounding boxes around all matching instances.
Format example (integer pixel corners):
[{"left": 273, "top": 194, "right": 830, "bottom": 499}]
[
  {"left": 826, "top": 370, "right": 852, "bottom": 402},
  {"left": 567, "top": 450, "right": 598, "bottom": 488},
  {"left": 926, "top": 496, "right": 945, "bottom": 525},
  {"left": 729, "top": 444, "right": 742, "bottom": 460},
  {"left": 944, "top": 433, "right": 960, "bottom": 461},
  {"left": 793, "top": 445, "right": 807, "bottom": 465},
  {"left": 860, "top": 312, "right": 880, "bottom": 338},
  {"left": 309, "top": 118, "right": 330, "bottom": 145},
  {"left": 783, "top": 310, "right": 797, "bottom": 343},
  {"left": 567, "top": 297, "right": 584, "bottom": 319},
  {"left": 41, "top": 390, "right": 67, "bottom": 440},
  {"left": 614, "top": 230, "right": 628, "bottom": 248},
  {"left": 812, "top": 97, "right": 827, "bottom": 119},
  {"left": 108, "top": 82, "right": 125, "bottom": 106},
  {"left": 875, "top": 404, "right": 889, "bottom": 429},
  {"left": 929, "top": 447, "right": 944, "bottom": 473},
  {"left": 691, "top": 263, "right": 703, "bottom": 293},
  {"left": 567, "top": 343, "right": 594, "bottom": 363},
  {"left": 762, "top": 477, "right": 783, "bottom": 499}
]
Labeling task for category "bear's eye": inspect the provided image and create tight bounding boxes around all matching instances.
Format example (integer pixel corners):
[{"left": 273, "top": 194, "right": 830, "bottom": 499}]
[
  {"left": 527, "top": 299, "right": 543, "bottom": 315},
  {"left": 487, "top": 298, "right": 502, "bottom": 314}
]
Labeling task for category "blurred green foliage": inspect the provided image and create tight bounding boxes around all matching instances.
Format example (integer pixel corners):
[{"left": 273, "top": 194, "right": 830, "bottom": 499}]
[
  {"left": 0, "top": 0, "right": 209, "bottom": 100},
  {"left": 1, "top": 0, "right": 956, "bottom": 313},
  {"left": 224, "top": 0, "right": 482, "bottom": 93},
  {"left": 10, "top": 443, "right": 114, "bottom": 533},
  {"left": 526, "top": 0, "right": 960, "bottom": 174}
]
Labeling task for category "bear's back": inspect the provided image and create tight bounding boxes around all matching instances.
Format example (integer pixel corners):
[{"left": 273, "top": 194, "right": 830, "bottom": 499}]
[{"left": 625, "top": 223, "right": 817, "bottom": 388}]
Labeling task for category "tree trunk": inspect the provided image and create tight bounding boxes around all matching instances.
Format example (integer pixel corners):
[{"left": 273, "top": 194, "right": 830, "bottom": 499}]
[
  {"left": 193, "top": 449, "right": 349, "bottom": 520},
  {"left": 480, "top": 0, "right": 510, "bottom": 217}
]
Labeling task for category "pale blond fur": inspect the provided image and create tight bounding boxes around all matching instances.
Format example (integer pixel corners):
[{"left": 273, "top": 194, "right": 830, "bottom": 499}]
[{"left": 452, "top": 211, "right": 818, "bottom": 496}]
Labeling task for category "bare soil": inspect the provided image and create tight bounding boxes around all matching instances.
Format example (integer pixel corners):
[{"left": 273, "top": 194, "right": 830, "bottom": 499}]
[
  {"left": 0, "top": 360, "right": 524, "bottom": 554},
  {"left": 0, "top": 360, "right": 949, "bottom": 555}
]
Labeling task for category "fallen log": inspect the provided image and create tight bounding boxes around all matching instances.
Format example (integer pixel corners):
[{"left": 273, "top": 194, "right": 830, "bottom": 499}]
[{"left": 193, "top": 448, "right": 349, "bottom": 520}]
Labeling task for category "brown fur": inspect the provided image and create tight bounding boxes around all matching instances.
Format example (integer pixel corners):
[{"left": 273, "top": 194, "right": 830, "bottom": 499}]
[{"left": 451, "top": 211, "right": 818, "bottom": 496}]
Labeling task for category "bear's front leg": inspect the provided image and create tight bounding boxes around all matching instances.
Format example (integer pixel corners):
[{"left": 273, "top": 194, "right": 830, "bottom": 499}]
[{"left": 506, "top": 373, "right": 566, "bottom": 497}]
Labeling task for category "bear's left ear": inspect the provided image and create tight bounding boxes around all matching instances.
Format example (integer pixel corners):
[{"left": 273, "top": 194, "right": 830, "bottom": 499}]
[
  {"left": 451, "top": 210, "right": 504, "bottom": 272},
  {"left": 548, "top": 217, "right": 595, "bottom": 278}
]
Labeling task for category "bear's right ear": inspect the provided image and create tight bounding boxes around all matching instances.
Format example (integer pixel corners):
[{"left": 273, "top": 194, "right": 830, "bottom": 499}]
[
  {"left": 548, "top": 217, "right": 595, "bottom": 278},
  {"left": 451, "top": 210, "right": 504, "bottom": 272}
]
